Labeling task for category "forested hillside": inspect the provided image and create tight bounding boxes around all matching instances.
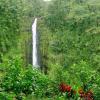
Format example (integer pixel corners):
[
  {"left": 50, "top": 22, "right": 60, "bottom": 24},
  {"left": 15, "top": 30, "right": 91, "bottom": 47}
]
[{"left": 0, "top": 0, "right": 100, "bottom": 100}]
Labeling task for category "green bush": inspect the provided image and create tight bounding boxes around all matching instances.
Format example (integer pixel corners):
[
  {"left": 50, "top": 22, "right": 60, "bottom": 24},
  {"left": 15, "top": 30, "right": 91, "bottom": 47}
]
[
  {"left": 0, "top": 57, "right": 53, "bottom": 98},
  {"left": 0, "top": 92, "right": 15, "bottom": 100}
]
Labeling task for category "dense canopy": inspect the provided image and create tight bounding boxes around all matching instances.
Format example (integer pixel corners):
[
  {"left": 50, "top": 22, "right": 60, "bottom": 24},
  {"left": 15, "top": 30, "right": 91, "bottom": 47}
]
[{"left": 0, "top": 0, "right": 100, "bottom": 99}]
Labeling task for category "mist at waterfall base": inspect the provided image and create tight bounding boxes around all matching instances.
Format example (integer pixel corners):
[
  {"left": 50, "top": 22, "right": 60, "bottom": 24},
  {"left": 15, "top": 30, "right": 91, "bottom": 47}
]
[{"left": 32, "top": 18, "right": 39, "bottom": 67}]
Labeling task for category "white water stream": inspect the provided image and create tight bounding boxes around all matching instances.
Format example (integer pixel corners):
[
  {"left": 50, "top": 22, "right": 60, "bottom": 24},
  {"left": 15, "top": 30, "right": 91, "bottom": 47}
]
[{"left": 32, "top": 18, "right": 38, "bottom": 67}]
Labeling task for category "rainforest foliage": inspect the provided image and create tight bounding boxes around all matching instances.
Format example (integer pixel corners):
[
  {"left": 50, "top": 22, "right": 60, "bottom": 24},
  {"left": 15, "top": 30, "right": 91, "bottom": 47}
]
[{"left": 0, "top": 0, "right": 100, "bottom": 100}]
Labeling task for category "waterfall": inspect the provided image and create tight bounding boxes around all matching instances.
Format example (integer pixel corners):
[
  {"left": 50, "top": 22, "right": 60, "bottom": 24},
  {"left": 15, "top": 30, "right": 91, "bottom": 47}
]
[{"left": 32, "top": 18, "right": 38, "bottom": 67}]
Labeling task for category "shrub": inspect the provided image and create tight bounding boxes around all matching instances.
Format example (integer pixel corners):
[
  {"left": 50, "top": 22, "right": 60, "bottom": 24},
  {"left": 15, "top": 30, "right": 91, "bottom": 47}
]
[
  {"left": 0, "top": 92, "right": 15, "bottom": 100},
  {"left": 0, "top": 57, "right": 53, "bottom": 98}
]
